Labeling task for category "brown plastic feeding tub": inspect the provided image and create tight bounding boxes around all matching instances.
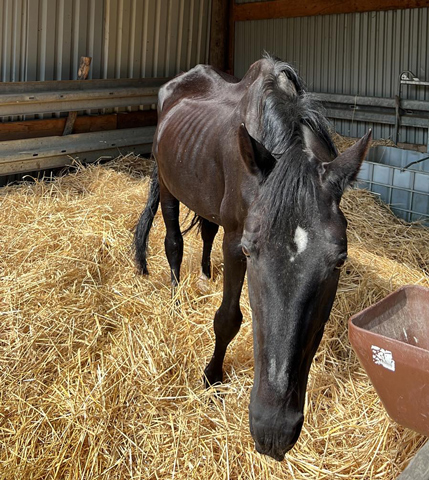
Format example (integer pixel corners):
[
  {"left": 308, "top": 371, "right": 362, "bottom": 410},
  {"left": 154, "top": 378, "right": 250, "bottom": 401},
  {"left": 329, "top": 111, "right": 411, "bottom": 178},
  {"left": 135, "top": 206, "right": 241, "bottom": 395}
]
[{"left": 349, "top": 285, "right": 429, "bottom": 436}]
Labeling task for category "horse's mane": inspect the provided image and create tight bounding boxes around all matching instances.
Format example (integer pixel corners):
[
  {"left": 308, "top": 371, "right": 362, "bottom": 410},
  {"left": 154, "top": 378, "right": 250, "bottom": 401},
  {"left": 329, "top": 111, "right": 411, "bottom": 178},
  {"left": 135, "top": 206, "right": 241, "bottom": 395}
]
[
  {"left": 259, "top": 55, "right": 336, "bottom": 159},
  {"left": 255, "top": 55, "right": 338, "bottom": 239}
]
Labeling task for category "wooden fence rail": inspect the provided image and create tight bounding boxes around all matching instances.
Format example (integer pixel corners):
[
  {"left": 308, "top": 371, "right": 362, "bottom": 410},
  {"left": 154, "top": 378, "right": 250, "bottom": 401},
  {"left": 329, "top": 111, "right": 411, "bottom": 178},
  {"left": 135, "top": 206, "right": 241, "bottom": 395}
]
[
  {"left": 0, "top": 78, "right": 166, "bottom": 117},
  {"left": 0, "top": 78, "right": 166, "bottom": 178},
  {"left": 2, "top": 77, "right": 429, "bottom": 179}
]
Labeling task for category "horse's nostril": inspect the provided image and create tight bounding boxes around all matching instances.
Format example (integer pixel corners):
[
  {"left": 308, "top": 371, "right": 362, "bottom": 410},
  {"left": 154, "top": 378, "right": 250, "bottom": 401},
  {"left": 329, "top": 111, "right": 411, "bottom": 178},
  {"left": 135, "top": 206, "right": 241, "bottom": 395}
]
[
  {"left": 254, "top": 438, "right": 289, "bottom": 462},
  {"left": 250, "top": 414, "right": 301, "bottom": 461}
]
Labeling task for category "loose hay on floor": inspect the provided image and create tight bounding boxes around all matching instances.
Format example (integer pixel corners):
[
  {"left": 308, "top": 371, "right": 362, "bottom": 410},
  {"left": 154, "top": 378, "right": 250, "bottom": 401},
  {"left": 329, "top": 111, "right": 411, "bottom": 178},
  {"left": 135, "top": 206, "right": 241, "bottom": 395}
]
[{"left": 0, "top": 154, "right": 428, "bottom": 480}]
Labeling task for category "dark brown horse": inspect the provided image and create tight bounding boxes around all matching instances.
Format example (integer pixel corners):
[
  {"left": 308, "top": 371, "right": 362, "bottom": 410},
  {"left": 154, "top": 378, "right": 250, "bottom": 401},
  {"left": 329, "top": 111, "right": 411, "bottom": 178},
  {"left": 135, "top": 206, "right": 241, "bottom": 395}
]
[{"left": 134, "top": 55, "right": 371, "bottom": 461}]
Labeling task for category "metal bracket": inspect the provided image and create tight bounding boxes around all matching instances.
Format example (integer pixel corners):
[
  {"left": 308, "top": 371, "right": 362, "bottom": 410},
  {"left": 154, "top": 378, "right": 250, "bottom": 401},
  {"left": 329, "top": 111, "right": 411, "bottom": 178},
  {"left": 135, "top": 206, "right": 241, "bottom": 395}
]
[{"left": 395, "top": 70, "right": 429, "bottom": 151}]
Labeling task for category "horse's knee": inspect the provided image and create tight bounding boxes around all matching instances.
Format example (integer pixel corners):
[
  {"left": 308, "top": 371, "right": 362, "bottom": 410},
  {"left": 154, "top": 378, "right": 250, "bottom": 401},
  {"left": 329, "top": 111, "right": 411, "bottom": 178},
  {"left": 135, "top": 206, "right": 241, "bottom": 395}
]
[
  {"left": 165, "top": 235, "right": 183, "bottom": 251},
  {"left": 165, "top": 234, "right": 183, "bottom": 257},
  {"left": 201, "top": 219, "right": 219, "bottom": 243},
  {"left": 214, "top": 306, "right": 243, "bottom": 344}
]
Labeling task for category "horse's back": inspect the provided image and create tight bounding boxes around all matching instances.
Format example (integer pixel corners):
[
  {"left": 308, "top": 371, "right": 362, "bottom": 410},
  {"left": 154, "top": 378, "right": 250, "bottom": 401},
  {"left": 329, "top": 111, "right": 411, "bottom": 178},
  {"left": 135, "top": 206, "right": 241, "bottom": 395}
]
[
  {"left": 158, "top": 58, "right": 273, "bottom": 115},
  {"left": 158, "top": 65, "right": 237, "bottom": 113}
]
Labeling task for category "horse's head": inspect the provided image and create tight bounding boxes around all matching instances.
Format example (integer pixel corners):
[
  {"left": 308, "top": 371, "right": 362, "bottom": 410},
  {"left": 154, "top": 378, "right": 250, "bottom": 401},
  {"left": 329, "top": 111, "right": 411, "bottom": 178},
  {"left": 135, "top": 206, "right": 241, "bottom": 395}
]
[{"left": 238, "top": 123, "right": 371, "bottom": 460}]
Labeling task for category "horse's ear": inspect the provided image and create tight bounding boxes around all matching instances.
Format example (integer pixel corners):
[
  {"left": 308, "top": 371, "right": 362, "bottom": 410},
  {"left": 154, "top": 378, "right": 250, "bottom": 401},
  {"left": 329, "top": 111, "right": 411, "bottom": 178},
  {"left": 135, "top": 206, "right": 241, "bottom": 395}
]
[
  {"left": 323, "top": 130, "right": 372, "bottom": 198},
  {"left": 302, "top": 125, "right": 333, "bottom": 164},
  {"left": 238, "top": 123, "right": 276, "bottom": 180}
]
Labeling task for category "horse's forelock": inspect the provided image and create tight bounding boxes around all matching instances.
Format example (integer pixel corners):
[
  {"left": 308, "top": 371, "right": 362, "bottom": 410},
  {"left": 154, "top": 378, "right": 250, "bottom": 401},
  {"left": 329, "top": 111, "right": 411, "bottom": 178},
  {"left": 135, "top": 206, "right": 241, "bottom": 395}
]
[{"left": 255, "top": 143, "right": 319, "bottom": 241}]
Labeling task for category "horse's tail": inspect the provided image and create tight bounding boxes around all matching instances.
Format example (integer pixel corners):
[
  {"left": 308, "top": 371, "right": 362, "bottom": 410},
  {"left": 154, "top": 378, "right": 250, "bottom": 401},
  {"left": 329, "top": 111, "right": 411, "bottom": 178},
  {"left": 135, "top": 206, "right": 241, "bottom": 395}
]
[
  {"left": 134, "top": 162, "right": 160, "bottom": 275},
  {"left": 182, "top": 213, "right": 205, "bottom": 235}
]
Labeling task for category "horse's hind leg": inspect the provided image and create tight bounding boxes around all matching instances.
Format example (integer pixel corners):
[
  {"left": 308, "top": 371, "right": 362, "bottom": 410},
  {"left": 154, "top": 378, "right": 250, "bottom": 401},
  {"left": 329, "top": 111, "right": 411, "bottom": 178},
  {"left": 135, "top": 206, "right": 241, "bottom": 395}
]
[
  {"left": 201, "top": 219, "right": 219, "bottom": 279},
  {"left": 160, "top": 184, "right": 183, "bottom": 288},
  {"left": 204, "top": 232, "right": 246, "bottom": 386}
]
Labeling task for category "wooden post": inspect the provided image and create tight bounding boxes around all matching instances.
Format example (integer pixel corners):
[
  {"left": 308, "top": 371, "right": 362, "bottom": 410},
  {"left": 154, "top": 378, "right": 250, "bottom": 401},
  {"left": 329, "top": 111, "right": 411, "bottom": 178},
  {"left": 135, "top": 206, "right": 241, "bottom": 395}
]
[
  {"left": 209, "top": 0, "right": 230, "bottom": 72},
  {"left": 62, "top": 56, "right": 92, "bottom": 136},
  {"left": 228, "top": 0, "right": 235, "bottom": 75}
]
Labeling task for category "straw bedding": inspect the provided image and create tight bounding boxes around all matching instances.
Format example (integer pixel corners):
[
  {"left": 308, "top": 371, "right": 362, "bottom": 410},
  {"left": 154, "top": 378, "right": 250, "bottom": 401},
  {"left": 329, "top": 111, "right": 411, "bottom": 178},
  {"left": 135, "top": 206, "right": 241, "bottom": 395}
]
[{"left": 1, "top": 141, "right": 428, "bottom": 479}]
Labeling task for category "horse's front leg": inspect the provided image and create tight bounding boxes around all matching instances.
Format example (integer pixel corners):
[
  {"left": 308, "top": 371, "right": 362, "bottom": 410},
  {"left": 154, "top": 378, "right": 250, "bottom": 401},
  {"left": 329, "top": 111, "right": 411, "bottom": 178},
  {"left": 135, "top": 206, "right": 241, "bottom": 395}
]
[{"left": 204, "top": 232, "right": 246, "bottom": 386}]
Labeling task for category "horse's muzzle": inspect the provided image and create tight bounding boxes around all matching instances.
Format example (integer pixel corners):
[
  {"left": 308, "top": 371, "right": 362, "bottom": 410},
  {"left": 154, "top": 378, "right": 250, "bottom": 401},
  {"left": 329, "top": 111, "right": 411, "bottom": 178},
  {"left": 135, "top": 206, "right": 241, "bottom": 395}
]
[{"left": 249, "top": 410, "right": 304, "bottom": 461}]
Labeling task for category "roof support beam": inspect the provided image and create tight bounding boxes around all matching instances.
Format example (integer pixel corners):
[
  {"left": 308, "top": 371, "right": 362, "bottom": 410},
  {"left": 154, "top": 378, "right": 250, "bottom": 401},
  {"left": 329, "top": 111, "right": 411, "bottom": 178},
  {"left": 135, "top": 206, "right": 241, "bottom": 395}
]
[{"left": 233, "top": 0, "right": 429, "bottom": 23}]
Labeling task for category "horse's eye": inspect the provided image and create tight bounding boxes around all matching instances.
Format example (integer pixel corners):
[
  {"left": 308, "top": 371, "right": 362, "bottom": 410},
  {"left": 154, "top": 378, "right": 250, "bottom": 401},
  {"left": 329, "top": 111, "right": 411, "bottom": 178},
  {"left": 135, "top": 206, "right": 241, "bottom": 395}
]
[
  {"left": 335, "top": 253, "right": 348, "bottom": 269},
  {"left": 242, "top": 245, "right": 250, "bottom": 257}
]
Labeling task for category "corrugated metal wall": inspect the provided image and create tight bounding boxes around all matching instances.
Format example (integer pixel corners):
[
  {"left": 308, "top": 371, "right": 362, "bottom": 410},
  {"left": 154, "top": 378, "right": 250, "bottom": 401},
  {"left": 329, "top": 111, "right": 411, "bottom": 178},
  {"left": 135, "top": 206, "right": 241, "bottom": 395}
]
[
  {"left": 234, "top": 8, "right": 429, "bottom": 145},
  {"left": 0, "top": 0, "right": 211, "bottom": 82}
]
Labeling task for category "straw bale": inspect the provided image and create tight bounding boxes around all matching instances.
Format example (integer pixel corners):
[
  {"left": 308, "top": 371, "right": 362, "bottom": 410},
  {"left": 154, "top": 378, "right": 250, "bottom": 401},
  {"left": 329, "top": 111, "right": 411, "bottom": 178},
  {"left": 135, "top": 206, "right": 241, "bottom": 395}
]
[{"left": 0, "top": 151, "right": 428, "bottom": 480}]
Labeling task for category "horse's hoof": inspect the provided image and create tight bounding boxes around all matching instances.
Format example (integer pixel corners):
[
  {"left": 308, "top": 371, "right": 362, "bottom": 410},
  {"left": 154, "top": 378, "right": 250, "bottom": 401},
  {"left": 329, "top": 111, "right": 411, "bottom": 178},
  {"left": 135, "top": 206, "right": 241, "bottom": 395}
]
[
  {"left": 137, "top": 263, "right": 149, "bottom": 275},
  {"left": 170, "top": 283, "right": 181, "bottom": 307},
  {"left": 196, "top": 272, "right": 210, "bottom": 293},
  {"left": 203, "top": 367, "right": 223, "bottom": 389}
]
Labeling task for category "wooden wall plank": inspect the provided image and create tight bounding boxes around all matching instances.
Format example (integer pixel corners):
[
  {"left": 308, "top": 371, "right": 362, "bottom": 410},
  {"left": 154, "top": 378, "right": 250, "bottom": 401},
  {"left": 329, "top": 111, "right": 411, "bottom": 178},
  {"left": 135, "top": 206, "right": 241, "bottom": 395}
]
[
  {"left": 233, "top": 0, "right": 429, "bottom": 22},
  {"left": 0, "top": 111, "right": 157, "bottom": 141},
  {"left": 0, "top": 115, "right": 116, "bottom": 141},
  {"left": 0, "top": 127, "right": 156, "bottom": 176}
]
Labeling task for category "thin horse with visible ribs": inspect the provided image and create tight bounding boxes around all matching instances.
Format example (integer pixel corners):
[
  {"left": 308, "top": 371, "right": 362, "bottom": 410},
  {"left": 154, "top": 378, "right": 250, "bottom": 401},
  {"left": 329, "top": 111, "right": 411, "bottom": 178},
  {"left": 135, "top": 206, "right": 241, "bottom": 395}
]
[{"left": 134, "top": 55, "right": 371, "bottom": 461}]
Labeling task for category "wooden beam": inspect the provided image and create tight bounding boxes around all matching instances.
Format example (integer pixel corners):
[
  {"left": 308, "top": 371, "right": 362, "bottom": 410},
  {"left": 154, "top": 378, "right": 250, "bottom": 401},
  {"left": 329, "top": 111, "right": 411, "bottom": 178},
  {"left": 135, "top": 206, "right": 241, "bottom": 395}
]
[
  {"left": 209, "top": 0, "right": 230, "bottom": 71},
  {"left": 233, "top": 0, "right": 429, "bottom": 22},
  {"left": 0, "top": 78, "right": 167, "bottom": 95},
  {"left": 0, "top": 111, "right": 157, "bottom": 141},
  {"left": 0, "top": 115, "right": 116, "bottom": 141},
  {"left": 0, "top": 127, "right": 156, "bottom": 176},
  {"left": 0, "top": 78, "right": 166, "bottom": 116},
  {"left": 228, "top": 0, "right": 236, "bottom": 75}
]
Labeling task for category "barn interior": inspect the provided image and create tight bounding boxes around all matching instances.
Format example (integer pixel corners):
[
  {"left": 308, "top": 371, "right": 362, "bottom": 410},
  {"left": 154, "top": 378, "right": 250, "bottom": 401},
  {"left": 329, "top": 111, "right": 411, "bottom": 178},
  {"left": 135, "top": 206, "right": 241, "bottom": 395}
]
[{"left": 1, "top": 1, "right": 429, "bottom": 479}]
